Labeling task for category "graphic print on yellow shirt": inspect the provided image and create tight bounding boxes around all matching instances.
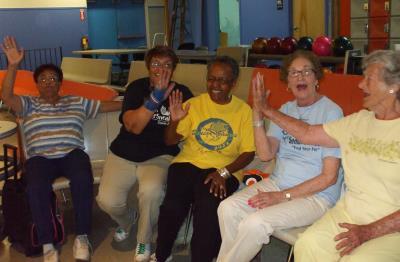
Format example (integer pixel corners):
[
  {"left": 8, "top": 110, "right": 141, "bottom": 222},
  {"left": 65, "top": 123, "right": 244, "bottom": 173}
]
[
  {"left": 194, "top": 118, "right": 234, "bottom": 151},
  {"left": 173, "top": 94, "right": 255, "bottom": 178}
]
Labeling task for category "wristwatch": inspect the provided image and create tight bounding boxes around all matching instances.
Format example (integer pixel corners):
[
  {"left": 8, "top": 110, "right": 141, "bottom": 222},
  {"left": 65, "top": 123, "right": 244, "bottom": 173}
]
[{"left": 284, "top": 192, "right": 292, "bottom": 201}]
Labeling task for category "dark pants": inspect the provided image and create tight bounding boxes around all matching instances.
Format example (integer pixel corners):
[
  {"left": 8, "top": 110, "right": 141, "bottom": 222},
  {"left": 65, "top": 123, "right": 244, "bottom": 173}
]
[
  {"left": 155, "top": 162, "right": 239, "bottom": 262},
  {"left": 25, "top": 149, "right": 93, "bottom": 244}
]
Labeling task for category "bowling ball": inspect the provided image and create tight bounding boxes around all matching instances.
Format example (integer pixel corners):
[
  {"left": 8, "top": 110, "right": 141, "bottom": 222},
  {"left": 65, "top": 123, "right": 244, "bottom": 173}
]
[
  {"left": 323, "top": 67, "right": 333, "bottom": 74},
  {"left": 251, "top": 37, "right": 268, "bottom": 54},
  {"left": 312, "top": 36, "right": 332, "bottom": 56},
  {"left": 297, "top": 36, "right": 313, "bottom": 51},
  {"left": 332, "top": 36, "right": 354, "bottom": 56},
  {"left": 280, "top": 36, "right": 298, "bottom": 54},
  {"left": 265, "top": 37, "right": 281, "bottom": 54}
]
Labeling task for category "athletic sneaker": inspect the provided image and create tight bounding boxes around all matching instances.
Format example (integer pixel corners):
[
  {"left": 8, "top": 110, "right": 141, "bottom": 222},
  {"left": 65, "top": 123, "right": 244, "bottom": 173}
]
[
  {"left": 113, "top": 209, "right": 138, "bottom": 242},
  {"left": 43, "top": 248, "right": 59, "bottom": 262},
  {"left": 134, "top": 243, "right": 151, "bottom": 262},
  {"left": 149, "top": 253, "right": 173, "bottom": 262},
  {"left": 73, "top": 234, "right": 92, "bottom": 261}
]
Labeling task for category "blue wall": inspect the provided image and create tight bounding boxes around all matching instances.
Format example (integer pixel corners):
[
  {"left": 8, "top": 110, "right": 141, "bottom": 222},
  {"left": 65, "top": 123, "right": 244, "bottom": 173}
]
[
  {"left": 87, "top": 0, "right": 146, "bottom": 49},
  {"left": 0, "top": 8, "right": 88, "bottom": 59},
  {"left": 239, "top": 0, "right": 291, "bottom": 44}
]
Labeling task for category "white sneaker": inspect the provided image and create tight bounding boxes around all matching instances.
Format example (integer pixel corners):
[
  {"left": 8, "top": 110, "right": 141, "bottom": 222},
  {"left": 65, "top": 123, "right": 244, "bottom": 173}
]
[
  {"left": 134, "top": 243, "right": 151, "bottom": 262},
  {"left": 73, "top": 234, "right": 92, "bottom": 261},
  {"left": 113, "top": 227, "right": 130, "bottom": 242},
  {"left": 43, "top": 248, "right": 59, "bottom": 262},
  {"left": 113, "top": 209, "right": 138, "bottom": 242},
  {"left": 149, "top": 253, "right": 172, "bottom": 262}
]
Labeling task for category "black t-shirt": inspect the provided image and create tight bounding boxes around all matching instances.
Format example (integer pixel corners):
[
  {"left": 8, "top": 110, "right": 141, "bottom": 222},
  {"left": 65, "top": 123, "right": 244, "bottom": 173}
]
[{"left": 110, "top": 77, "right": 193, "bottom": 162}]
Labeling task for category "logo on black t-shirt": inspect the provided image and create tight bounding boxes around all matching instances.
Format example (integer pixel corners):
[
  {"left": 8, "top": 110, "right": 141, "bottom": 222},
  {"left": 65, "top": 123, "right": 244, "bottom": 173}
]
[{"left": 152, "top": 105, "right": 170, "bottom": 125}]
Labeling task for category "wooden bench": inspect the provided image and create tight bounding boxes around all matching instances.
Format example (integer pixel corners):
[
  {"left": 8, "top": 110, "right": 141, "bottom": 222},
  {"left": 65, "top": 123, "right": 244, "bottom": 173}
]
[{"left": 61, "top": 57, "right": 112, "bottom": 85}]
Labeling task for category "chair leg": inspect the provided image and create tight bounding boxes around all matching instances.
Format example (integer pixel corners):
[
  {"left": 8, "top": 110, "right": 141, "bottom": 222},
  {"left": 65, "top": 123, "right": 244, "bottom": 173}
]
[
  {"left": 60, "top": 189, "right": 68, "bottom": 204},
  {"left": 287, "top": 245, "right": 294, "bottom": 262},
  {"left": 183, "top": 205, "right": 193, "bottom": 247}
]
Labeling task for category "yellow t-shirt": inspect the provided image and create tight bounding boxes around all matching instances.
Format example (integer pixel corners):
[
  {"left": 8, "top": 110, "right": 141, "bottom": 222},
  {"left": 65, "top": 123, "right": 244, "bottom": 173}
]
[
  {"left": 324, "top": 110, "right": 400, "bottom": 224},
  {"left": 173, "top": 93, "right": 255, "bottom": 180}
]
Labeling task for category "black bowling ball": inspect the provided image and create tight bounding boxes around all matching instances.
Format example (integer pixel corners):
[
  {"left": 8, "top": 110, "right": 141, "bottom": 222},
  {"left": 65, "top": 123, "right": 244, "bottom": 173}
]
[
  {"left": 297, "top": 36, "right": 313, "bottom": 51},
  {"left": 333, "top": 36, "right": 353, "bottom": 57}
]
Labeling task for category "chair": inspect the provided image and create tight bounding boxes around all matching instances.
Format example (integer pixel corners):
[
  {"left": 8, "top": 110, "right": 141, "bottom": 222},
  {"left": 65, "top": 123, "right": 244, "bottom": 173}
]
[
  {"left": 343, "top": 49, "right": 363, "bottom": 75},
  {"left": 61, "top": 57, "right": 112, "bottom": 85},
  {"left": 216, "top": 46, "right": 249, "bottom": 67},
  {"left": 152, "top": 33, "right": 166, "bottom": 47},
  {"left": 270, "top": 226, "right": 309, "bottom": 262},
  {"left": 16, "top": 111, "right": 120, "bottom": 203}
]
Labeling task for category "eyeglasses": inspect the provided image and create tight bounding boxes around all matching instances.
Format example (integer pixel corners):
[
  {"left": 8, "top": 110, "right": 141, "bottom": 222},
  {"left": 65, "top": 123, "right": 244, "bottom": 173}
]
[
  {"left": 288, "top": 68, "right": 315, "bottom": 78},
  {"left": 150, "top": 61, "right": 173, "bottom": 69},
  {"left": 38, "top": 77, "right": 59, "bottom": 84},
  {"left": 207, "top": 77, "right": 232, "bottom": 85}
]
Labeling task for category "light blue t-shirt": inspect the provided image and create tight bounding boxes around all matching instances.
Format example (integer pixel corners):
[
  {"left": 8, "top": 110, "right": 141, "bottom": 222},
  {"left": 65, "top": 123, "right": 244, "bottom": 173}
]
[{"left": 268, "top": 96, "right": 343, "bottom": 206}]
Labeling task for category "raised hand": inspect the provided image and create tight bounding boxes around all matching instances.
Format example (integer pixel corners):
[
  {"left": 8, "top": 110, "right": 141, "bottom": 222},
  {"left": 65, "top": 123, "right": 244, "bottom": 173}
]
[
  {"left": 1, "top": 36, "right": 24, "bottom": 66},
  {"left": 168, "top": 90, "right": 190, "bottom": 122},
  {"left": 252, "top": 72, "right": 271, "bottom": 116},
  {"left": 155, "top": 68, "right": 175, "bottom": 100}
]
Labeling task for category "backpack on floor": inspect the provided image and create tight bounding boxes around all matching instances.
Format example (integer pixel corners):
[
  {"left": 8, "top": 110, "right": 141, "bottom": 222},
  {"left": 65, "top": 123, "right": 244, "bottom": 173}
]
[{"left": 1, "top": 144, "right": 65, "bottom": 256}]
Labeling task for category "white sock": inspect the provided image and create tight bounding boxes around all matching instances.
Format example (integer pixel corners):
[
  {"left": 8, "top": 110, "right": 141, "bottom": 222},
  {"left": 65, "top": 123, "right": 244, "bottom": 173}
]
[{"left": 43, "top": 243, "right": 55, "bottom": 254}]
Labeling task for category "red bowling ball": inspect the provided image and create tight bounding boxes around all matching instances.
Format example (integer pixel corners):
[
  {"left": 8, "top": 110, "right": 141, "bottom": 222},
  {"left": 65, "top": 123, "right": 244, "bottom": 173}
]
[
  {"left": 266, "top": 37, "right": 281, "bottom": 54},
  {"left": 280, "top": 36, "right": 298, "bottom": 54},
  {"left": 312, "top": 36, "right": 332, "bottom": 56},
  {"left": 251, "top": 37, "right": 268, "bottom": 54}
]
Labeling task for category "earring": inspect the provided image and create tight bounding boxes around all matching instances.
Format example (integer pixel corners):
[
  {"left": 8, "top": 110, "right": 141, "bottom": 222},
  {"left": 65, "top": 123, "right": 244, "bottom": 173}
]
[
  {"left": 389, "top": 89, "right": 395, "bottom": 94},
  {"left": 315, "top": 83, "right": 320, "bottom": 90}
]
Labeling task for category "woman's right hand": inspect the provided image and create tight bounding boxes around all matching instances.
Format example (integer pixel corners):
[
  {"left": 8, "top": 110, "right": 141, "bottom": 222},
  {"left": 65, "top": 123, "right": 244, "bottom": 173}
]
[
  {"left": 1, "top": 36, "right": 24, "bottom": 66},
  {"left": 169, "top": 90, "right": 190, "bottom": 122},
  {"left": 252, "top": 72, "right": 271, "bottom": 116}
]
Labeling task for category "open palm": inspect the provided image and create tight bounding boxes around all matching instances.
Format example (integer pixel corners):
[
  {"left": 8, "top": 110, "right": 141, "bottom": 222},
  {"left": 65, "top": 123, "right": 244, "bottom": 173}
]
[
  {"left": 169, "top": 90, "right": 190, "bottom": 121},
  {"left": 1, "top": 36, "right": 24, "bottom": 66}
]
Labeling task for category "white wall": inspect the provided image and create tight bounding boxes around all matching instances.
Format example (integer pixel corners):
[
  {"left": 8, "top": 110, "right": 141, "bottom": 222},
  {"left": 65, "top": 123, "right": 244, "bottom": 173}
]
[{"left": 0, "top": 0, "right": 86, "bottom": 8}]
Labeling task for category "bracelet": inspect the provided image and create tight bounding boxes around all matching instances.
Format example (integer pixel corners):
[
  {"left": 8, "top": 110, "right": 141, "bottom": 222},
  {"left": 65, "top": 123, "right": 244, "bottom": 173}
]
[
  {"left": 253, "top": 120, "right": 264, "bottom": 127},
  {"left": 217, "top": 167, "right": 231, "bottom": 179},
  {"left": 144, "top": 89, "right": 166, "bottom": 111},
  {"left": 151, "top": 88, "right": 166, "bottom": 103},
  {"left": 144, "top": 99, "right": 160, "bottom": 111}
]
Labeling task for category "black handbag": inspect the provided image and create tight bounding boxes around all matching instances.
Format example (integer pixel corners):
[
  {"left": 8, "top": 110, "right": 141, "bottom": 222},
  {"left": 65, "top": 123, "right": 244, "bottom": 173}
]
[{"left": 1, "top": 144, "right": 65, "bottom": 256}]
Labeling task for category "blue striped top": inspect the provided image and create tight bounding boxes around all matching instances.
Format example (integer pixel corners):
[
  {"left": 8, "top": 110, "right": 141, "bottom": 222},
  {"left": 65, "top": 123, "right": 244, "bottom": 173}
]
[{"left": 19, "top": 95, "right": 100, "bottom": 159}]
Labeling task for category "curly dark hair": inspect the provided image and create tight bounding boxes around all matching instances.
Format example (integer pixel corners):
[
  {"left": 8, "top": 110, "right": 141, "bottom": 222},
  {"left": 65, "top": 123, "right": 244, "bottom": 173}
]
[
  {"left": 207, "top": 56, "right": 240, "bottom": 83},
  {"left": 280, "top": 50, "right": 323, "bottom": 83},
  {"left": 33, "top": 64, "right": 63, "bottom": 83},
  {"left": 144, "top": 45, "right": 179, "bottom": 70}
]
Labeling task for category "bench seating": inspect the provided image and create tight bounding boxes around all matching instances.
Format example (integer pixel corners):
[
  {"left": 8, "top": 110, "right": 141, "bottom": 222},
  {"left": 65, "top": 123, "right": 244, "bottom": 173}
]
[
  {"left": 61, "top": 57, "right": 112, "bottom": 85},
  {"left": 127, "top": 61, "right": 254, "bottom": 100}
]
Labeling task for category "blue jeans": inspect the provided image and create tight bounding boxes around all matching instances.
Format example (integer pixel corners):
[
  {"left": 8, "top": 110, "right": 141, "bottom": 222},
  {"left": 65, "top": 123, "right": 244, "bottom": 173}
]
[{"left": 25, "top": 149, "right": 93, "bottom": 244}]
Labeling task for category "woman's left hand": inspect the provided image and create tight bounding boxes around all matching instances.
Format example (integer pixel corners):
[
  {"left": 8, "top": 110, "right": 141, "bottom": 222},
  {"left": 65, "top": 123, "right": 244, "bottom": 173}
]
[
  {"left": 204, "top": 171, "right": 227, "bottom": 199},
  {"left": 247, "top": 189, "right": 284, "bottom": 209},
  {"left": 334, "top": 223, "right": 372, "bottom": 257}
]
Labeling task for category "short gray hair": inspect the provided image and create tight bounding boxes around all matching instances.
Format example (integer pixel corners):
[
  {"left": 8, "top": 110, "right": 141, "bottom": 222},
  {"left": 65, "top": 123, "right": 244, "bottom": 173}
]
[{"left": 362, "top": 50, "right": 400, "bottom": 87}]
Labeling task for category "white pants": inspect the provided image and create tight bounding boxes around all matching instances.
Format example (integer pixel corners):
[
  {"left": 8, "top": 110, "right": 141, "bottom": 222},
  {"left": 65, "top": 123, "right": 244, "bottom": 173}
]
[
  {"left": 217, "top": 179, "right": 329, "bottom": 262},
  {"left": 96, "top": 152, "right": 172, "bottom": 243}
]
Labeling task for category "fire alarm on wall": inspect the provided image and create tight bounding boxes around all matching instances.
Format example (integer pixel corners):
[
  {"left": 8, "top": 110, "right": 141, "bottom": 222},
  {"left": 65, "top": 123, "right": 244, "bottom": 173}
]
[
  {"left": 277, "top": 0, "right": 283, "bottom": 10},
  {"left": 80, "top": 9, "right": 85, "bottom": 21}
]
